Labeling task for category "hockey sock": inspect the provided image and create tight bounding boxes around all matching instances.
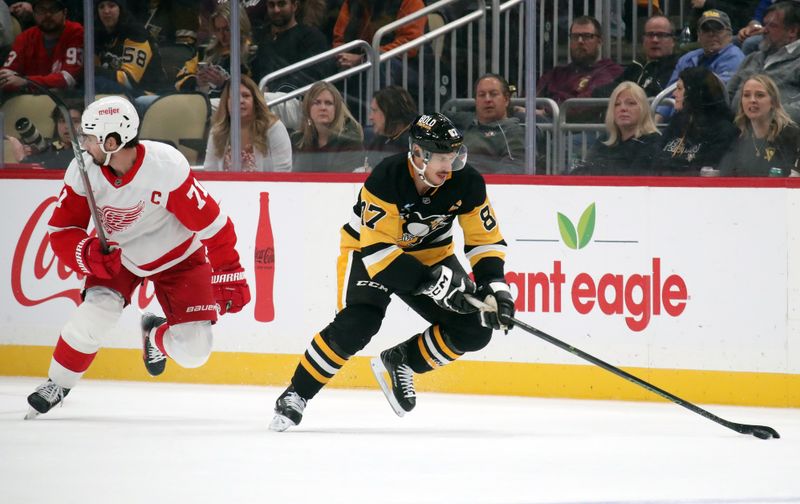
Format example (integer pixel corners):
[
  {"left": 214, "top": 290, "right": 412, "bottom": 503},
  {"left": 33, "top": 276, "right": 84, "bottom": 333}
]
[
  {"left": 292, "top": 332, "right": 351, "bottom": 400},
  {"left": 405, "top": 325, "right": 464, "bottom": 374},
  {"left": 152, "top": 323, "right": 170, "bottom": 357},
  {"left": 49, "top": 335, "right": 97, "bottom": 388}
]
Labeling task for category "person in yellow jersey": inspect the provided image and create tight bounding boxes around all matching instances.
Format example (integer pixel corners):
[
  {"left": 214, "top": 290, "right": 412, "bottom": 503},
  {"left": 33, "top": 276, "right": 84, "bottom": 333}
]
[
  {"left": 270, "top": 113, "right": 516, "bottom": 431},
  {"left": 94, "top": 0, "right": 168, "bottom": 96}
]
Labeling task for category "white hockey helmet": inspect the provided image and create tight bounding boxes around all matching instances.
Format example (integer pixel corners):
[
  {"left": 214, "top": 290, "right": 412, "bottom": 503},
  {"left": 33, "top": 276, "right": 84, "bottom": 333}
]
[{"left": 81, "top": 96, "right": 140, "bottom": 155}]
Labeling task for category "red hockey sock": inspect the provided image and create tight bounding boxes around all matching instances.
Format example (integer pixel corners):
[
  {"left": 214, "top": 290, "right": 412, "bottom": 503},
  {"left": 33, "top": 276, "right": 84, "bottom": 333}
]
[
  {"left": 153, "top": 323, "right": 170, "bottom": 356},
  {"left": 52, "top": 336, "right": 97, "bottom": 373}
]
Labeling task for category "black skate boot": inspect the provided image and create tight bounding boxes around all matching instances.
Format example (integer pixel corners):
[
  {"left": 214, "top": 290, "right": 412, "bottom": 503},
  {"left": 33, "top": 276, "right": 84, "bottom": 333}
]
[
  {"left": 269, "top": 386, "right": 307, "bottom": 432},
  {"left": 141, "top": 312, "right": 167, "bottom": 377},
  {"left": 25, "top": 379, "right": 70, "bottom": 419},
  {"left": 370, "top": 343, "right": 416, "bottom": 417}
]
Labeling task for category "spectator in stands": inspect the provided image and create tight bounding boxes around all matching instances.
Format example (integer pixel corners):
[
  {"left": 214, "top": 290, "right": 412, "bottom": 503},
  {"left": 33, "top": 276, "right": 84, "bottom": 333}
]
[
  {"left": 251, "top": 0, "right": 331, "bottom": 93},
  {"left": 728, "top": 1, "right": 800, "bottom": 123},
  {"left": 134, "top": 0, "right": 199, "bottom": 84},
  {"left": 720, "top": 74, "right": 800, "bottom": 176},
  {"left": 292, "top": 81, "right": 364, "bottom": 172},
  {"left": 736, "top": 1, "right": 776, "bottom": 55},
  {"left": 0, "top": 0, "right": 83, "bottom": 92},
  {"left": 94, "top": 0, "right": 168, "bottom": 97},
  {"left": 203, "top": 75, "right": 292, "bottom": 172},
  {"left": 461, "top": 73, "right": 526, "bottom": 174},
  {"left": 537, "top": 16, "right": 623, "bottom": 106},
  {"left": 365, "top": 85, "right": 416, "bottom": 170},
  {"left": 653, "top": 66, "right": 738, "bottom": 175},
  {"left": 593, "top": 15, "right": 679, "bottom": 98},
  {"left": 1, "top": 2, "right": 15, "bottom": 55},
  {"left": 332, "top": 0, "right": 426, "bottom": 85},
  {"left": 175, "top": 2, "right": 254, "bottom": 99},
  {"left": 8, "top": 2, "right": 35, "bottom": 31},
  {"left": 5, "top": 99, "right": 83, "bottom": 169},
  {"left": 573, "top": 81, "right": 661, "bottom": 176},
  {"left": 656, "top": 9, "right": 744, "bottom": 121}
]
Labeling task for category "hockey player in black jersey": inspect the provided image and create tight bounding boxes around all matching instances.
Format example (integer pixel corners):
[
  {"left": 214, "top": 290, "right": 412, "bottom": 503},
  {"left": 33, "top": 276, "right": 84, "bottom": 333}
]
[{"left": 270, "top": 113, "right": 516, "bottom": 431}]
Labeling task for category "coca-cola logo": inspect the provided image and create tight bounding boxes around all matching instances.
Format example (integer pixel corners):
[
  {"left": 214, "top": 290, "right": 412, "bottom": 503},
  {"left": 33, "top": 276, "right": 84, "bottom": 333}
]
[
  {"left": 255, "top": 247, "right": 274, "bottom": 266},
  {"left": 12, "top": 197, "right": 155, "bottom": 309}
]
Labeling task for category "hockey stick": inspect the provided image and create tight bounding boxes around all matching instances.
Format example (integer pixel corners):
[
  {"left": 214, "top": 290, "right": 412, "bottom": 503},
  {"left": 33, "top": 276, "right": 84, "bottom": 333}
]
[
  {"left": 14, "top": 75, "right": 109, "bottom": 252},
  {"left": 466, "top": 295, "right": 780, "bottom": 440}
]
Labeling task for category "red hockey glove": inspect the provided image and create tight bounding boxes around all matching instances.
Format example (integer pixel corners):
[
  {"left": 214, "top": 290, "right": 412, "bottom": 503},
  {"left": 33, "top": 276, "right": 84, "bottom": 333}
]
[
  {"left": 212, "top": 267, "right": 251, "bottom": 315},
  {"left": 76, "top": 237, "right": 122, "bottom": 279}
]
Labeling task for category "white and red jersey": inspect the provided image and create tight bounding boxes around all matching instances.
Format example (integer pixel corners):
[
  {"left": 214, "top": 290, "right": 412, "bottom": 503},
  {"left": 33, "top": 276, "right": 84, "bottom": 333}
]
[
  {"left": 2, "top": 20, "right": 84, "bottom": 90},
  {"left": 48, "top": 140, "right": 241, "bottom": 278}
]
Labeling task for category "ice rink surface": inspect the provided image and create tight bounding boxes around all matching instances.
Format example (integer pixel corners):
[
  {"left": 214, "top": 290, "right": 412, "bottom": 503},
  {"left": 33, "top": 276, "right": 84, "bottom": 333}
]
[{"left": 1, "top": 377, "right": 798, "bottom": 504}]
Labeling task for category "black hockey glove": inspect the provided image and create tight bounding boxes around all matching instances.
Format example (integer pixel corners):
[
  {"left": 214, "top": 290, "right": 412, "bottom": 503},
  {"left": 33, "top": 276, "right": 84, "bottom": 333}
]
[
  {"left": 416, "top": 265, "right": 477, "bottom": 314},
  {"left": 477, "top": 282, "right": 515, "bottom": 332}
]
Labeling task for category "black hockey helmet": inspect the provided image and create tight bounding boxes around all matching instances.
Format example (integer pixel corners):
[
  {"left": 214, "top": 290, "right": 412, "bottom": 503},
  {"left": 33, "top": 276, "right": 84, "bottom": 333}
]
[{"left": 408, "top": 113, "right": 464, "bottom": 153}]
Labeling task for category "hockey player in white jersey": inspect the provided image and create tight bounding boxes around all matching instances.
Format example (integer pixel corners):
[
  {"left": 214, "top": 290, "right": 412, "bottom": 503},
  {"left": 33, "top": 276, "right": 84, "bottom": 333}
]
[{"left": 25, "top": 96, "right": 251, "bottom": 419}]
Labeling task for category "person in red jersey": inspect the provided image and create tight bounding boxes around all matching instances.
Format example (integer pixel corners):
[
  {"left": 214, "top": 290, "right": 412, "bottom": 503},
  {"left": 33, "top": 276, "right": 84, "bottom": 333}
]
[
  {"left": 25, "top": 95, "right": 251, "bottom": 419},
  {"left": 0, "top": 0, "right": 83, "bottom": 91}
]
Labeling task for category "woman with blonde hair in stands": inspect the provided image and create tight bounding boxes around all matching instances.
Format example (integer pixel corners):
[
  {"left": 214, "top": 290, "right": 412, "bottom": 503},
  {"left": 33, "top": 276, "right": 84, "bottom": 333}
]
[
  {"left": 572, "top": 81, "right": 661, "bottom": 175},
  {"left": 204, "top": 75, "right": 292, "bottom": 172},
  {"left": 176, "top": 2, "right": 254, "bottom": 98},
  {"left": 292, "top": 81, "right": 364, "bottom": 172},
  {"left": 720, "top": 74, "right": 800, "bottom": 177}
]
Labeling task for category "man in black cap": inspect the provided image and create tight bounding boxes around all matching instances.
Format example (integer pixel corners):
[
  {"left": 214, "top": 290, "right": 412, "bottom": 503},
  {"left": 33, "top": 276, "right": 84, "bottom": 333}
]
[{"left": 0, "top": 0, "right": 84, "bottom": 92}]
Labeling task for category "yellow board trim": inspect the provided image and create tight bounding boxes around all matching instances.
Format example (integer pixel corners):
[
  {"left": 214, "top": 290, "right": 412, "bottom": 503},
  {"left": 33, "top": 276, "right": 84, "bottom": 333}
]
[{"left": 2, "top": 345, "right": 799, "bottom": 407}]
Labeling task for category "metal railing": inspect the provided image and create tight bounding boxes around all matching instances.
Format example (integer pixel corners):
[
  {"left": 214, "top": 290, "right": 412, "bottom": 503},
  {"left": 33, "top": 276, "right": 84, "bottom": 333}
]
[
  {"left": 441, "top": 97, "right": 559, "bottom": 174},
  {"left": 259, "top": 40, "right": 377, "bottom": 124}
]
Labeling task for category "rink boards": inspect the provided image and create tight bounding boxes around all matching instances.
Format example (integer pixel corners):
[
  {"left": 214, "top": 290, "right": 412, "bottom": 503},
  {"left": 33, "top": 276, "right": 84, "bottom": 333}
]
[{"left": 1, "top": 171, "right": 799, "bottom": 407}]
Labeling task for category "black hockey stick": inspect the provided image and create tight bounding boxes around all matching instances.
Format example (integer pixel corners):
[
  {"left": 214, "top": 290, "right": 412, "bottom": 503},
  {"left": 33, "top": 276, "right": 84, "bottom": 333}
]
[
  {"left": 14, "top": 74, "right": 109, "bottom": 252},
  {"left": 466, "top": 296, "right": 780, "bottom": 440}
]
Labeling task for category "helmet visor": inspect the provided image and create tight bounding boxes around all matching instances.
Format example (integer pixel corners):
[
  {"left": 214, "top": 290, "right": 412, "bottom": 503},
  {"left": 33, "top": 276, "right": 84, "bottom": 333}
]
[{"left": 421, "top": 144, "right": 468, "bottom": 172}]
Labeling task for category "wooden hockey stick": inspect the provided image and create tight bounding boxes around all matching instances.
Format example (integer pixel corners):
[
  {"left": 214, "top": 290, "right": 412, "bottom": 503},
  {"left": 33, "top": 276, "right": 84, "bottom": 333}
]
[
  {"left": 466, "top": 295, "right": 780, "bottom": 440},
  {"left": 16, "top": 76, "right": 109, "bottom": 252}
]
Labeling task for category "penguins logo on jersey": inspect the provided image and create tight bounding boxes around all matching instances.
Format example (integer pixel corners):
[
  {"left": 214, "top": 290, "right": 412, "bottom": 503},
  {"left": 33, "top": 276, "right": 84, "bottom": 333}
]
[{"left": 398, "top": 211, "right": 452, "bottom": 247}]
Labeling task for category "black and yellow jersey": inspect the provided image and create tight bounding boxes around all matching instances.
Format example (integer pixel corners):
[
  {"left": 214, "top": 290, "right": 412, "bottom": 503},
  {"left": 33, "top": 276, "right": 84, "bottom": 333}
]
[
  {"left": 95, "top": 23, "right": 168, "bottom": 94},
  {"left": 341, "top": 152, "right": 507, "bottom": 293}
]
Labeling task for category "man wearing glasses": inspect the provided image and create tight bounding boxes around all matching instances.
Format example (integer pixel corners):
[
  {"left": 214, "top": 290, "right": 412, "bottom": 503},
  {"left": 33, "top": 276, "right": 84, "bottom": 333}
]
[
  {"left": 594, "top": 15, "right": 679, "bottom": 98},
  {"left": 536, "top": 16, "right": 623, "bottom": 105},
  {"left": 0, "top": 0, "right": 83, "bottom": 92},
  {"left": 655, "top": 9, "right": 744, "bottom": 121}
]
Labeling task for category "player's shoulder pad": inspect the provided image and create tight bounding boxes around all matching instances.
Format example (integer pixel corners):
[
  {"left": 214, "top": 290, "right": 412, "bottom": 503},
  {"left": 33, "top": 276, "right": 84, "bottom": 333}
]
[
  {"left": 62, "top": 153, "right": 97, "bottom": 196},
  {"left": 140, "top": 140, "right": 192, "bottom": 189},
  {"left": 364, "top": 152, "right": 410, "bottom": 204},
  {"left": 453, "top": 163, "right": 488, "bottom": 209}
]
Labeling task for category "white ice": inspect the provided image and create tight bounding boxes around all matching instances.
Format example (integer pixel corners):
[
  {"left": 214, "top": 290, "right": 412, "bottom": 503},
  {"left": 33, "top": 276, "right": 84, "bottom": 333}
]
[{"left": 1, "top": 377, "right": 798, "bottom": 504}]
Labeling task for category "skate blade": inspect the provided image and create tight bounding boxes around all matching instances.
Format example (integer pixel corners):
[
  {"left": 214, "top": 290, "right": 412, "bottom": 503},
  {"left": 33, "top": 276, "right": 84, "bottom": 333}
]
[
  {"left": 369, "top": 357, "right": 406, "bottom": 418},
  {"left": 269, "top": 413, "right": 296, "bottom": 432},
  {"left": 24, "top": 407, "right": 41, "bottom": 420}
]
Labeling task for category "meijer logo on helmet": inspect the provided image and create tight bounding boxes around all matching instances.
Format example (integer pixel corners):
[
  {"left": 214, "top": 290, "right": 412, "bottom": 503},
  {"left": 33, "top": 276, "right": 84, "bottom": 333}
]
[{"left": 98, "top": 107, "right": 120, "bottom": 116}]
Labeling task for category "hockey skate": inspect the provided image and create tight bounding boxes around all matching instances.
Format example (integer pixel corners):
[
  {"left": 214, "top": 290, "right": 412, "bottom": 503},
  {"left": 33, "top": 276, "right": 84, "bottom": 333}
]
[
  {"left": 370, "top": 344, "right": 416, "bottom": 417},
  {"left": 141, "top": 312, "right": 167, "bottom": 377},
  {"left": 269, "top": 386, "right": 307, "bottom": 432},
  {"left": 25, "top": 380, "right": 70, "bottom": 420}
]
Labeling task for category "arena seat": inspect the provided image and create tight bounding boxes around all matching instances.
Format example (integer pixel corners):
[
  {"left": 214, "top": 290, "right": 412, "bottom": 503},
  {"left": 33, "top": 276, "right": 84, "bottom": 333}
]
[
  {"left": 139, "top": 92, "right": 211, "bottom": 165},
  {"left": 1, "top": 94, "right": 58, "bottom": 142}
]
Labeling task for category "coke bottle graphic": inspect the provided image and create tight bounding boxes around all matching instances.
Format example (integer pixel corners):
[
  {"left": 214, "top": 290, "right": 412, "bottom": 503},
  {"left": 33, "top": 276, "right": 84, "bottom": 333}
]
[{"left": 254, "top": 192, "right": 275, "bottom": 322}]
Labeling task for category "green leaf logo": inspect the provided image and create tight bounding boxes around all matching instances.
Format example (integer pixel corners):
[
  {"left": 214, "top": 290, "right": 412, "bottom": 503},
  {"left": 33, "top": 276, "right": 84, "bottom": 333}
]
[{"left": 557, "top": 203, "right": 596, "bottom": 250}]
